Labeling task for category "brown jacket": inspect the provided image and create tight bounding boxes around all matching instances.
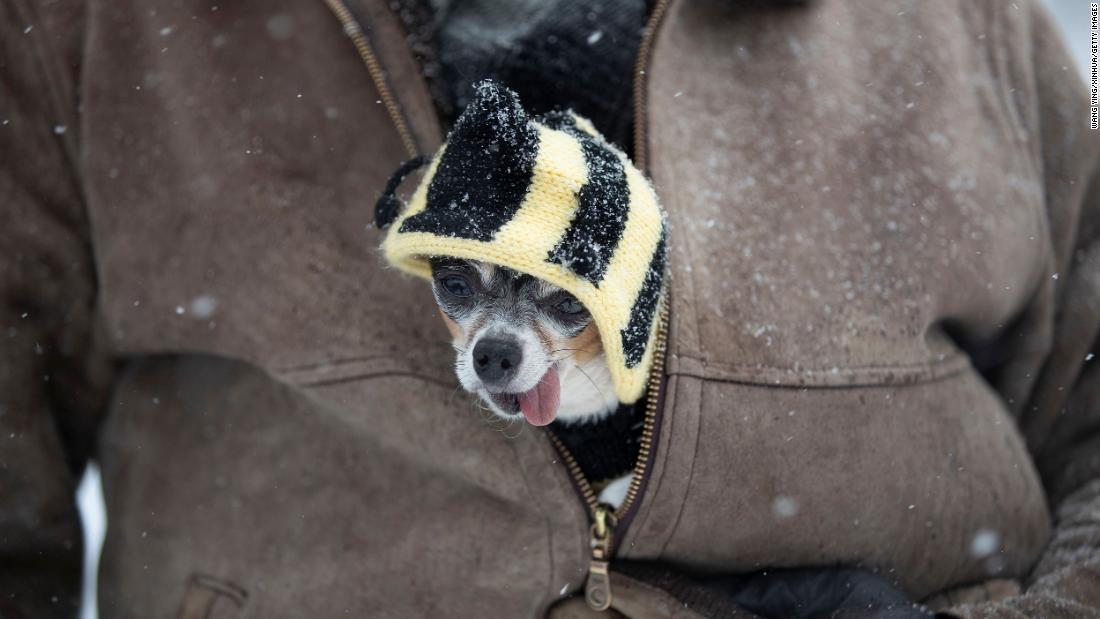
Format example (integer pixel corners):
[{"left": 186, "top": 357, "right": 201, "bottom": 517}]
[{"left": 1, "top": 0, "right": 1098, "bottom": 617}]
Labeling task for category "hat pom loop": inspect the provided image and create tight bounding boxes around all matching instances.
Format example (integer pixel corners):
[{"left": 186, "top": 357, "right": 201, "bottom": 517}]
[{"left": 374, "top": 155, "right": 429, "bottom": 229}]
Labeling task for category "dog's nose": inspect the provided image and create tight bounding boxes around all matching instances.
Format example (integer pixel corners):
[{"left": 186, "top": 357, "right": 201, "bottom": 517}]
[{"left": 472, "top": 337, "right": 522, "bottom": 386}]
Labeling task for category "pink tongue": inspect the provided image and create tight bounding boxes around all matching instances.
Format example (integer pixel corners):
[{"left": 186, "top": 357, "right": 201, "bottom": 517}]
[{"left": 518, "top": 366, "right": 560, "bottom": 426}]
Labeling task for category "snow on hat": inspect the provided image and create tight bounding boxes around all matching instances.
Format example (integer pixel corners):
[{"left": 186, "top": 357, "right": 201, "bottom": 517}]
[{"left": 376, "top": 80, "right": 667, "bottom": 404}]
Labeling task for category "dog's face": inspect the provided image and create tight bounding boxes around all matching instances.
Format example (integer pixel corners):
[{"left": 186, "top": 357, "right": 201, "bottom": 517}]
[{"left": 430, "top": 258, "right": 618, "bottom": 426}]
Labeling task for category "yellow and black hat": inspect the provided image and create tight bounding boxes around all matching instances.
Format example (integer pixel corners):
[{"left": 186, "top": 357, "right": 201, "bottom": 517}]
[{"left": 376, "top": 80, "right": 667, "bottom": 404}]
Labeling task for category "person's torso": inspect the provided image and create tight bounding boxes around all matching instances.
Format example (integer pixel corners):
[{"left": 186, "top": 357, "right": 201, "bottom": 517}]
[{"left": 84, "top": 0, "right": 1050, "bottom": 616}]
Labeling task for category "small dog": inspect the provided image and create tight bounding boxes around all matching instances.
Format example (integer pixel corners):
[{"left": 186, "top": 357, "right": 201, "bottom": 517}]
[{"left": 430, "top": 257, "right": 632, "bottom": 505}]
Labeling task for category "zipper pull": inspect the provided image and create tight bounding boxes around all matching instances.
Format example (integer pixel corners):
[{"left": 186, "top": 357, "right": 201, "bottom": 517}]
[{"left": 585, "top": 505, "right": 616, "bottom": 611}]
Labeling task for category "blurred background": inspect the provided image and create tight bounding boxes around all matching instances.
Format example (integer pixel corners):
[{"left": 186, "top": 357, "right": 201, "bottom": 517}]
[
  {"left": 1045, "top": 0, "right": 1091, "bottom": 77},
  {"left": 73, "top": 1, "right": 1094, "bottom": 617}
]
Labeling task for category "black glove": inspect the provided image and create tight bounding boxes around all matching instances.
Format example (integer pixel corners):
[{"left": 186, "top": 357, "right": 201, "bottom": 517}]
[{"left": 708, "top": 567, "right": 934, "bottom": 619}]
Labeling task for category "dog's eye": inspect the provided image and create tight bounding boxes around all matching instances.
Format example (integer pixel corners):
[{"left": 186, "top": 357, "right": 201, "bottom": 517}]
[
  {"left": 440, "top": 274, "right": 473, "bottom": 297},
  {"left": 554, "top": 296, "right": 586, "bottom": 315}
]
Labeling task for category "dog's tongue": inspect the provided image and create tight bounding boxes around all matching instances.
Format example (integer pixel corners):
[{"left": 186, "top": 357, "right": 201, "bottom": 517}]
[{"left": 518, "top": 366, "right": 560, "bottom": 426}]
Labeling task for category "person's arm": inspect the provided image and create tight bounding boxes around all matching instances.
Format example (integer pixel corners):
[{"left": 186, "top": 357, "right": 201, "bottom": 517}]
[
  {"left": 945, "top": 174, "right": 1100, "bottom": 618},
  {"left": 942, "top": 4, "right": 1100, "bottom": 617},
  {"left": 0, "top": 2, "right": 111, "bottom": 617}
]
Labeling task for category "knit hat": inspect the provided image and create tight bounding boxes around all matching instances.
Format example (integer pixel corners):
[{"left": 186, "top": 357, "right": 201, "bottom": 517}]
[{"left": 376, "top": 80, "right": 667, "bottom": 405}]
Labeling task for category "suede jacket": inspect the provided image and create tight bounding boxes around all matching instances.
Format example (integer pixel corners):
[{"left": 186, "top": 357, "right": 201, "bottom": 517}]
[{"left": 1, "top": 0, "right": 1098, "bottom": 617}]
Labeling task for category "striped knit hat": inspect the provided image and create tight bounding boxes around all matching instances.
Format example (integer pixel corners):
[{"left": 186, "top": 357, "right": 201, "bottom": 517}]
[{"left": 376, "top": 80, "right": 667, "bottom": 404}]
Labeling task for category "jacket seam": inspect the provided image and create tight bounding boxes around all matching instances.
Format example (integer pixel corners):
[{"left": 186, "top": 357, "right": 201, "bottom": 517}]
[
  {"left": 276, "top": 354, "right": 405, "bottom": 372},
  {"left": 657, "top": 374, "right": 700, "bottom": 558},
  {"left": 620, "top": 370, "right": 683, "bottom": 558},
  {"left": 672, "top": 350, "right": 968, "bottom": 372},
  {"left": 667, "top": 351, "right": 972, "bottom": 388},
  {"left": 288, "top": 369, "right": 456, "bottom": 388},
  {"left": 274, "top": 355, "right": 454, "bottom": 388}
]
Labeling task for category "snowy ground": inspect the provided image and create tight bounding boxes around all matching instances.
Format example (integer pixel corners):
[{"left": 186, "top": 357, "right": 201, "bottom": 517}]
[
  {"left": 73, "top": 2, "right": 1089, "bottom": 616},
  {"left": 77, "top": 465, "right": 105, "bottom": 619}
]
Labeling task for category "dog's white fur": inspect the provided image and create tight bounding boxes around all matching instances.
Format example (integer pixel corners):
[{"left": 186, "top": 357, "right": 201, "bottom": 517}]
[
  {"left": 554, "top": 352, "right": 619, "bottom": 423},
  {"left": 454, "top": 323, "right": 550, "bottom": 407}
]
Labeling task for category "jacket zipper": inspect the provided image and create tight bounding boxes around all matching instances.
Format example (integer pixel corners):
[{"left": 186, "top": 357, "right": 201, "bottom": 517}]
[
  {"left": 545, "top": 0, "right": 673, "bottom": 610},
  {"left": 322, "top": 0, "right": 420, "bottom": 159},
  {"left": 633, "top": 0, "right": 673, "bottom": 171},
  {"left": 546, "top": 302, "right": 668, "bottom": 610}
]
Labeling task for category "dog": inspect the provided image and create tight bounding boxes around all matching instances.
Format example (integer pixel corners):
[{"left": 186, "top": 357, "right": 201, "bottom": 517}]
[{"left": 429, "top": 257, "right": 633, "bottom": 506}]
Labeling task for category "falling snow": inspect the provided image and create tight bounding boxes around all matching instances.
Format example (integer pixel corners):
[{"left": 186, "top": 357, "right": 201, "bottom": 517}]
[
  {"left": 970, "top": 529, "right": 1000, "bottom": 559},
  {"left": 773, "top": 496, "right": 799, "bottom": 518},
  {"left": 189, "top": 295, "right": 217, "bottom": 318},
  {"left": 266, "top": 14, "right": 295, "bottom": 40}
]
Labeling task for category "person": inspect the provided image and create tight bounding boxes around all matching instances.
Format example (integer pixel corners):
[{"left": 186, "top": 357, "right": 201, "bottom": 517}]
[{"left": 0, "top": 1, "right": 1096, "bottom": 618}]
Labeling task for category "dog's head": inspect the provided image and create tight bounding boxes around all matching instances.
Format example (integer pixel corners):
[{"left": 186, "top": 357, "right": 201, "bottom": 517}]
[{"left": 430, "top": 258, "right": 617, "bottom": 426}]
